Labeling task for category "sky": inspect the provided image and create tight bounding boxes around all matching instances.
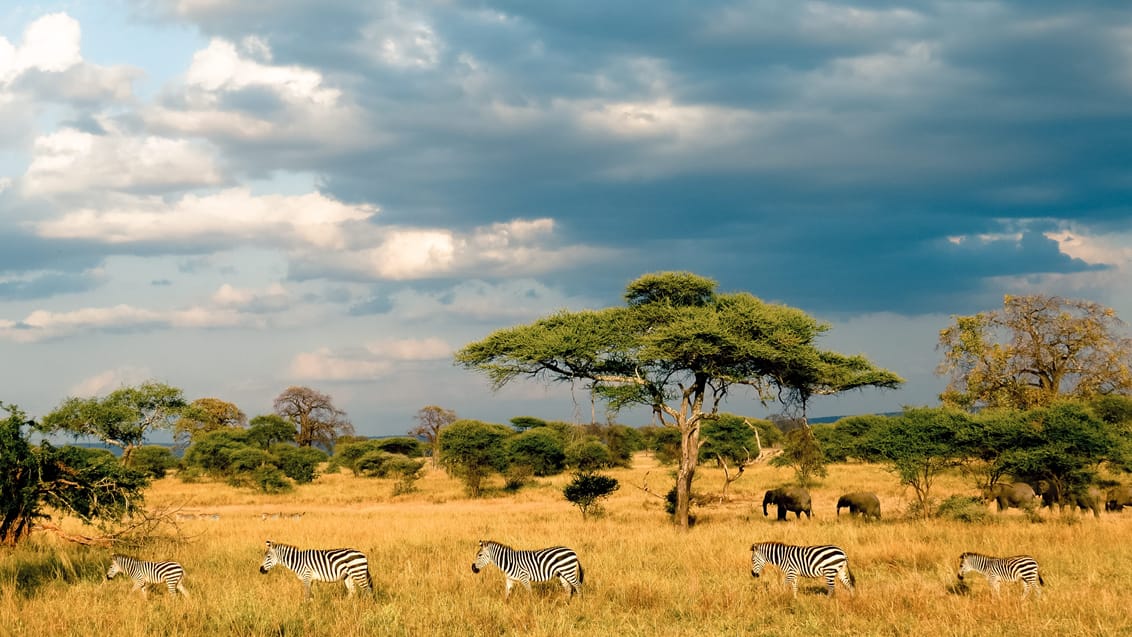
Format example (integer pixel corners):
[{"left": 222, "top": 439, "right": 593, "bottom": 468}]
[{"left": 2, "top": 1, "right": 1131, "bottom": 438}]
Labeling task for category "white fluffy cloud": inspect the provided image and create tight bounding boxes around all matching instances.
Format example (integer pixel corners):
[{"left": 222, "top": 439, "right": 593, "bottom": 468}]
[
  {"left": 68, "top": 366, "right": 154, "bottom": 398},
  {"left": 144, "top": 37, "right": 366, "bottom": 147},
  {"left": 0, "top": 302, "right": 256, "bottom": 343},
  {"left": 289, "top": 336, "right": 450, "bottom": 381},
  {"left": 33, "top": 188, "right": 375, "bottom": 248},
  {"left": 0, "top": 13, "right": 135, "bottom": 100},
  {"left": 22, "top": 125, "right": 223, "bottom": 198}
]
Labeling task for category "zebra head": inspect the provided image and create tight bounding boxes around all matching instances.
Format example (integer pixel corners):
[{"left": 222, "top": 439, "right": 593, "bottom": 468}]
[
  {"left": 471, "top": 540, "right": 493, "bottom": 574},
  {"left": 260, "top": 540, "right": 279, "bottom": 574},
  {"left": 957, "top": 552, "right": 975, "bottom": 581},
  {"left": 750, "top": 544, "right": 766, "bottom": 579},
  {"left": 106, "top": 555, "right": 123, "bottom": 581}
]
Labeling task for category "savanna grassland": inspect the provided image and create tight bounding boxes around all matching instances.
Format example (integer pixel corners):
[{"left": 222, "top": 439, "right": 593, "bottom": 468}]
[{"left": 3, "top": 455, "right": 1131, "bottom": 637}]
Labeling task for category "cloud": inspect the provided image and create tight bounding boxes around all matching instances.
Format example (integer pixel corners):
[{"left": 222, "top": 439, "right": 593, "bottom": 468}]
[
  {"left": 22, "top": 125, "right": 223, "bottom": 198},
  {"left": 211, "top": 282, "right": 292, "bottom": 313},
  {"left": 68, "top": 366, "right": 154, "bottom": 398},
  {"left": 0, "top": 302, "right": 256, "bottom": 343},
  {"left": 288, "top": 336, "right": 450, "bottom": 381}
]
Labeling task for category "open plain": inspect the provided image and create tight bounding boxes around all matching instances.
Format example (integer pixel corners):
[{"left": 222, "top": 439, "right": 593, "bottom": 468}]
[{"left": 3, "top": 456, "right": 1130, "bottom": 637}]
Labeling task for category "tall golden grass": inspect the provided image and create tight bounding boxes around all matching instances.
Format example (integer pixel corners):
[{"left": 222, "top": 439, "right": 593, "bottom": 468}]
[{"left": 3, "top": 455, "right": 1130, "bottom": 637}]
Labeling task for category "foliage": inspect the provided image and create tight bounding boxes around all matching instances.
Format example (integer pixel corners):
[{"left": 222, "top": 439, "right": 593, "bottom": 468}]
[
  {"left": 1088, "top": 395, "right": 1132, "bottom": 428},
  {"left": 331, "top": 439, "right": 387, "bottom": 476},
  {"left": 935, "top": 495, "right": 990, "bottom": 523},
  {"left": 130, "top": 445, "right": 178, "bottom": 479},
  {"left": 373, "top": 437, "right": 425, "bottom": 457},
  {"left": 563, "top": 472, "right": 620, "bottom": 520},
  {"left": 938, "top": 294, "right": 1132, "bottom": 410},
  {"left": 411, "top": 405, "right": 457, "bottom": 464},
  {"left": 39, "top": 381, "right": 188, "bottom": 465},
  {"left": 510, "top": 416, "right": 547, "bottom": 431},
  {"left": 590, "top": 423, "right": 644, "bottom": 467},
  {"left": 270, "top": 444, "right": 327, "bottom": 484},
  {"left": 566, "top": 438, "right": 613, "bottom": 471},
  {"left": 252, "top": 465, "right": 292, "bottom": 494},
  {"left": 771, "top": 425, "right": 828, "bottom": 487},
  {"left": 997, "top": 402, "right": 1128, "bottom": 503},
  {"left": 455, "top": 271, "right": 902, "bottom": 527},
  {"left": 813, "top": 414, "right": 891, "bottom": 462},
  {"left": 273, "top": 386, "right": 353, "bottom": 449},
  {"left": 2, "top": 403, "right": 150, "bottom": 546},
  {"left": 437, "top": 420, "right": 512, "bottom": 497},
  {"left": 174, "top": 397, "right": 247, "bottom": 447},
  {"left": 699, "top": 414, "right": 763, "bottom": 466},
  {"left": 246, "top": 415, "right": 298, "bottom": 449},
  {"left": 866, "top": 407, "right": 969, "bottom": 519},
  {"left": 640, "top": 425, "right": 681, "bottom": 465},
  {"left": 507, "top": 428, "right": 566, "bottom": 476}
]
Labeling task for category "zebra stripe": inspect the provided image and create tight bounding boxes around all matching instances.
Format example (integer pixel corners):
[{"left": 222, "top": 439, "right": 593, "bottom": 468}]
[
  {"left": 471, "top": 540, "right": 584, "bottom": 599},
  {"left": 750, "top": 542, "right": 855, "bottom": 598},
  {"left": 957, "top": 552, "right": 1044, "bottom": 598},
  {"left": 259, "top": 540, "right": 373, "bottom": 600},
  {"left": 106, "top": 554, "right": 188, "bottom": 598}
]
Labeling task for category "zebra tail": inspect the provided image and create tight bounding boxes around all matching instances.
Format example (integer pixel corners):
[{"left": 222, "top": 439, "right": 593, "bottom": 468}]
[
  {"left": 579, "top": 563, "right": 585, "bottom": 585},
  {"left": 847, "top": 565, "right": 857, "bottom": 588},
  {"left": 1038, "top": 571, "right": 1045, "bottom": 587}
]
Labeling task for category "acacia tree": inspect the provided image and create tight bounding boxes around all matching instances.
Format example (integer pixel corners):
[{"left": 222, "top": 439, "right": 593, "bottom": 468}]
[
  {"left": 273, "top": 386, "right": 353, "bottom": 449},
  {"left": 410, "top": 405, "right": 457, "bottom": 465},
  {"left": 866, "top": 407, "right": 969, "bottom": 519},
  {"left": 40, "top": 381, "right": 188, "bottom": 465},
  {"left": 456, "top": 271, "right": 902, "bottom": 528},
  {"left": 938, "top": 294, "right": 1132, "bottom": 410},
  {"left": 174, "top": 397, "right": 247, "bottom": 448}
]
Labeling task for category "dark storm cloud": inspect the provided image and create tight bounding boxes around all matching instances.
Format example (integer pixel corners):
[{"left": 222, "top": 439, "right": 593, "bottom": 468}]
[{"left": 133, "top": 0, "right": 1132, "bottom": 316}]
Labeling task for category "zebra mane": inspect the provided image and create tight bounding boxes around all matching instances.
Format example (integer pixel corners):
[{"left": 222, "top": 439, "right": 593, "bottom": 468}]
[{"left": 482, "top": 540, "right": 511, "bottom": 550}]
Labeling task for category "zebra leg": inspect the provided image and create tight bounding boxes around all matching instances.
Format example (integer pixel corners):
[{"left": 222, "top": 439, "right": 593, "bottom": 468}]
[
  {"left": 302, "top": 575, "right": 314, "bottom": 601},
  {"left": 176, "top": 582, "right": 190, "bottom": 597},
  {"left": 825, "top": 573, "right": 837, "bottom": 596},
  {"left": 557, "top": 575, "right": 573, "bottom": 598},
  {"left": 786, "top": 571, "right": 799, "bottom": 598},
  {"left": 132, "top": 579, "right": 148, "bottom": 598},
  {"left": 988, "top": 576, "right": 1001, "bottom": 595},
  {"left": 344, "top": 575, "right": 357, "bottom": 596},
  {"left": 838, "top": 565, "right": 855, "bottom": 597},
  {"left": 505, "top": 578, "right": 515, "bottom": 600}
]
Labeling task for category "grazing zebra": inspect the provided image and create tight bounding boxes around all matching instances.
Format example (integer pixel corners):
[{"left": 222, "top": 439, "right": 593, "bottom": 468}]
[
  {"left": 750, "top": 542, "right": 855, "bottom": 598},
  {"left": 259, "top": 540, "right": 373, "bottom": 600},
  {"left": 957, "top": 552, "right": 1044, "bottom": 598},
  {"left": 106, "top": 554, "right": 188, "bottom": 598},
  {"left": 471, "top": 540, "right": 584, "bottom": 599}
]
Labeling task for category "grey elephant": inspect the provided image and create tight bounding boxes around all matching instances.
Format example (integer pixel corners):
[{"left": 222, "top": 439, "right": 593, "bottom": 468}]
[
  {"left": 762, "top": 487, "right": 812, "bottom": 521},
  {"left": 1035, "top": 480, "right": 1065, "bottom": 512},
  {"left": 984, "top": 482, "right": 1038, "bottom": 512},
  {"left": 1069, "top": 487, "right": 1103, "bottom": 518},
  {"left": 836, "top": 492, "right": 881, "bottom": 520},
  {"left": 1107, "top": 485, "right": 1132, "bottom": 512}
]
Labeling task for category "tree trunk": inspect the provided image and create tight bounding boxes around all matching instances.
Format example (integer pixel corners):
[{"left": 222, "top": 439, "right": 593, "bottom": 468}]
[{"left": 675, "top": 422, "right": 701, "bottom": 528}]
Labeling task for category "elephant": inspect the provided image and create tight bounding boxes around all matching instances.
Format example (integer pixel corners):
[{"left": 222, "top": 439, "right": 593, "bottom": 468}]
[
  {"left": 836, "top": 492, "right": 881, "bottom": 520},
  {"left": 1107, "top": 485, "right": 1132, "bottom": 512},
  {"left": 762, "top": 487, "right": 812, "bottom": 521},
  {"left": 1069, "top": 487, "right": 1103, "bottom": 518},
  {"left": 984, "top": 482, "right": 1038, "bottom": 513},
  {"left": 1035, "top": 480, "right": 1065, "bottom": 512}
]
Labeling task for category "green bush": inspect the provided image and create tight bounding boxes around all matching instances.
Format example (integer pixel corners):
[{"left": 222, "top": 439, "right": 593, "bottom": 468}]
[
  {"left": 252, "top": 465, "right": 292, "bottom": 494},
  {"left": 566, "top": 439, "right": 612, "bottom": 471},
  {"left": 270, "top": 444, "right": 326, "bottom": 483},
  {"left": 130, "top": 445, "right": 178, "bottom": 479},
  {"left": 508, "top": 428, "right": 566, "bottom": 476},
  {"left": 563, "top": 472, "right": 619, "bottom": 519}
]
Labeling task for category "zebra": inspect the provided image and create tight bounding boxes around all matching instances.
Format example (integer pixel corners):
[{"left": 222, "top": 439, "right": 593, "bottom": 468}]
[
  {"left": 471, "top": 540, "right": 584, "bottom": 599},
  {"left": 750, "top": 542, "right": 855, "bottom": 598},
  {"left": 957, "top": 552, "right": 1044, "bottom": 598},
  {"left": 106, "top": 554, "right": 189, "bottom": 598},
  {"left": 259, "top": 540, "right": 373, "bottom": 600}
]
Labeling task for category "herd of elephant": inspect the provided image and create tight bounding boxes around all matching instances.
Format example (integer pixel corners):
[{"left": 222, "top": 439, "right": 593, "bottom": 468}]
[
  {"left": 762, "top": 488, "right": 880, "bottom": 520},
  {"left": 985, "top": 481, "right": 1132, "bottom": 516},
  {"left": 761, "top": 483, "right": 1132, "bottom": 521}
]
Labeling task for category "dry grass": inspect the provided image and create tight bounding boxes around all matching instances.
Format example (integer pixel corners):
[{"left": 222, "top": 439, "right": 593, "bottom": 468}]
[{"left": 3, "top": 455, "right": 1131, "bottom": 636}]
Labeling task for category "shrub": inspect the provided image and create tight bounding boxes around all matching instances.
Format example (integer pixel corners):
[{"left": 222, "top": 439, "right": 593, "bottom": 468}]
[
  {"left": 252, "top": 465, "right": 292, "bottom": 494},
  {"left": 563, "top": 472, "right": 619, "bottom": 519},
  {"left": 936, "top": 495, "right": 990, "bottom": 523},
  {"left": 270, "top": 444, "right": 326, "bottom": 483},
  {"left": 130, "top": 445, "right": 178, "bottom": 479},
  {"left": 566, "top": 439, "right": 612, "bottom": 471},
  {"left": 508, "top": 428, "right": 566, "bottom": 476}
]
